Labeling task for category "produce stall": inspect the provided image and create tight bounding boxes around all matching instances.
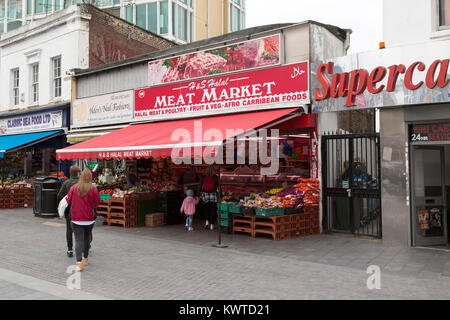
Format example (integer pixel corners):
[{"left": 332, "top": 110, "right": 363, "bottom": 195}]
[
  {"left": 56, "top": 108, "right": 321, "bottom": 241},
  {"left": 219, "top": 177, "right": 320, "bottom": 240},
  {"left": 0, "top": 182, "right": 34, "bottom": 209},
  {"left": 0, "top": 147, "right": 67, "bottom": 210},
  {"left": 90, "top": 158, "right": 185, "bottom": 228}
]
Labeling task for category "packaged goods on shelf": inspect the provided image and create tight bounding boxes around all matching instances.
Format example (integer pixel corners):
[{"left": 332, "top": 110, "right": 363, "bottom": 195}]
[{"left": 294, "top": 178, "right": 320, "bottom": 206}]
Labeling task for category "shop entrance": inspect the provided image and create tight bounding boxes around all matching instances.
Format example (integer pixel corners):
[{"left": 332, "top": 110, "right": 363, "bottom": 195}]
[
  {"left": 322, "top": 133, "right": 382, "bottom": 238},
  {"left": 411, "top": 146, "right": 449, "bottom": 247}
]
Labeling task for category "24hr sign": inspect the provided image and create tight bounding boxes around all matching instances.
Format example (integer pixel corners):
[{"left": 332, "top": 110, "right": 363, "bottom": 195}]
[
  {"left": 134, "top": 62, "right": 309, "bottom": 121},
  {"left": 410, "top": 123, "right": 450, "bottom": 142}
]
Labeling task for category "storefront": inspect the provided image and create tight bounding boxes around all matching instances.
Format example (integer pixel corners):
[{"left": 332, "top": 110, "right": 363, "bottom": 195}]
[
  {"left": 56, "top": 22, "right": 351, "bottom": 239},
  {"left": 0, "top": 104, "right": 70, "bottom": 209},
  {"left": 57, "top": 61, "right": 320, "bottom": 239},
  {"left": 311, "top": 39, "right": 450, "bottom": 247}
]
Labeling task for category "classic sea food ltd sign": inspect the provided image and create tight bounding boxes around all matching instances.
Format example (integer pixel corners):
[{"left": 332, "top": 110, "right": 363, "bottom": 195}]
[{"left": 0, "top": 110, "right": 63, "bottom": 135}]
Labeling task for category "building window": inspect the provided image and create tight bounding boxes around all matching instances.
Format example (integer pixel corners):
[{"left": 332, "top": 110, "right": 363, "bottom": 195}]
[
  {"left": 6, "top": 0, "right": 22, "bottom": 32},
  {"left": 172, "top": 0, "right": 193, "bottom": 42},
  {"left": 12, "top": 68, "right": 20, "bottom": 106},
  {"left": 63, "top": 0, "right": 82, "bottom": 9},
  {"left": 0, "top": 1, "right": 5, "bottom": 34},
  {"left": 31, "top": 64, "right": 39, "bottom": 103},
  {"left": 160, "top": 0, "right": 168, "bottom": 34},
  {"left": 148, "top": 2, "right": 157, "bottom": 34},
  {"left": 229, "top": 0, "right": 244, "bottom": 32},
  {"left": 136, "top": 4, "right": 146, "bottom": 29},
  {"left": 439, "top": 0, "right": 450, "bottom": 26},
  {"left": 119, "top": 1, "right": 193, "bottom": 41},
  {"left": 52, "top": 56, "right": 62, "bottom": 98},
  {"left": 125, "top": 5, "right": 133, "bottom": 23}
]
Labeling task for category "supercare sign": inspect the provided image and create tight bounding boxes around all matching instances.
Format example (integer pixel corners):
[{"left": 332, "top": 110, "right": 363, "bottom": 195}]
[
  {"left": 135, "top": 61, "right": 309, "bottom": 121},
  {"left": 311, "top": 40, "right": 450, "bottom": 112}
]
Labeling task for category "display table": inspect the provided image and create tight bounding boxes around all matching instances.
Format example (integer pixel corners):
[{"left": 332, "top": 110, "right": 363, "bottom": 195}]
[{"left": 232, "top": 206, "right": 319, "bottom": 240}]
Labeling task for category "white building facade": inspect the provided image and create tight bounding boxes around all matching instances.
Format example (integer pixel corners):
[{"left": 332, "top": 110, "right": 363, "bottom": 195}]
[
  {"left": 383, "top": 0, "right": 450, "bottom": 47},
  {"left": 0, "top": 0, "right": 246, "bottom": 44},
  {"left": 0, "top": 6, "right": 89, "bottom": 112}
]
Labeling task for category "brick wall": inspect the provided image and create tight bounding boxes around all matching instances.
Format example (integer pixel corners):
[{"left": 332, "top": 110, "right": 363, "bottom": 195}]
[
  {"left": 338, "top": 109, "right": 375, "bottom": 133},
  {"left": 83, "top": 5, "right": 176, "bottom": 68}
]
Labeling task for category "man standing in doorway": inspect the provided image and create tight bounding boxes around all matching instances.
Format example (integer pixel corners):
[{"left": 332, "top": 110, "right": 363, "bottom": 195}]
[{"left": 57, "top": 165, "right": 81, "bottom": 257}]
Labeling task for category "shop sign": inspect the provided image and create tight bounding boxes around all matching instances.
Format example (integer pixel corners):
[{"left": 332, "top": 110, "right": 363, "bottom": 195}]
[
  {"left": 311, "top": 40, "right": 450, "bottom": 112},
  {"left": 72, "top": 91, "right": 134, "bottom": 128},
  {"left": 148, "top": 34, "right": 281, "bottom": 86},
  {"left": 135, "top": 61, "right": 309, "bottom": 121},
  {"left": 409, "top": 123, "right": 450, "bottom": 142},
  {"left": 315, "top": 59, "right": 448, "bottom": 107},
  {"left": 0, "top": 110, "right": 63, "bottom": 135}
]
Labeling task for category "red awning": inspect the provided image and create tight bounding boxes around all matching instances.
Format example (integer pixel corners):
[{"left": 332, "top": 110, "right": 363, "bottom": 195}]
[{"left": 56, "top": 108, "right": 302, "bottom": 160}]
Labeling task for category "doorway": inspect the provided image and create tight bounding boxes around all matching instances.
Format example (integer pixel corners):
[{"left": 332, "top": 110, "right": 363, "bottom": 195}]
[
  {"left": 411, "top": 145, "right": 449, "bottom": 247},
  {"left": 322, "top": 133, "right": 382, "bottom": 238}
]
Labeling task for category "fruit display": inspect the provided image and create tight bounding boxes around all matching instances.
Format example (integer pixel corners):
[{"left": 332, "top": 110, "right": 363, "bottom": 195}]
[
  {"left": 243, "top": 195, "right": 284, "bottom": 209},
  {"left": 267, "top": 187, "right": 284, "bottom": 195},
  {"left": 99, "top": 189, "right": 114, "bottom": 195},
  {"left": 294, "top": 178, "right": 320, "bottom": 206},
  {"left": 111, "top": 189, "right": 135, "bottom": 198},
  {"left": 146, "top": 181, "right": 180, "bottom": 192}
]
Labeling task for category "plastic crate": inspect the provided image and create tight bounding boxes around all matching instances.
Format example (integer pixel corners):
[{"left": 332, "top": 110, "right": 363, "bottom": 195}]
[
  {"left": 228, "top": 203, "right": 242, "bottom": 215},
  {"left": 242, "top": 206, "right": 255, "bottom": 216},
  {"left": 255, "top": 207, "right": 285, "bottom": 217},
  {"left": 285, "top": 207, "right": 303, "bottom": 215}
]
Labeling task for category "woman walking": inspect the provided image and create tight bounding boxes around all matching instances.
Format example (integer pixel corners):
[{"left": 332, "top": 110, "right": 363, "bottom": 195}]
[
  {"left": 66, "top": 169, "right": 100, "bottom": 272},
  {"left": 198, "top": 165, "right": 219, "bottom": 230}
]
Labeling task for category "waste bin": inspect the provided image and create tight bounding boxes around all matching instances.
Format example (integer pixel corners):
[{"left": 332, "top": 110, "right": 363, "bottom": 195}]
[{"left": 33, "top": 176, "right": 61, "bottom": 217}]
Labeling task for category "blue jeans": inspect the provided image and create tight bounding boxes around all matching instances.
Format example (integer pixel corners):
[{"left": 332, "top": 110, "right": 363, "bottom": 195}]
[{"left": 186, "top": 215, "right": 193, "bottom": 228}]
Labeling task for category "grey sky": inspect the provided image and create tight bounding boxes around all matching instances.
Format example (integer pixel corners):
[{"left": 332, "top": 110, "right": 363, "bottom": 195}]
[{"left": 245, "top": 0, "right": 383, "bottom": 54}]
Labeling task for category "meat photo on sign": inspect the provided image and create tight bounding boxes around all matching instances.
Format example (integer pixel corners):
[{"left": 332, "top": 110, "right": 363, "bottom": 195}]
[{"left": 147, "top": 35, "right": 280, "bottom": 86}]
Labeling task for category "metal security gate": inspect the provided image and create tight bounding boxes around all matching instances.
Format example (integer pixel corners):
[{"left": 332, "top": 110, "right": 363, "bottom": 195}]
[{"left": 322, "top": 133, "right": 382, "bottom": 238}]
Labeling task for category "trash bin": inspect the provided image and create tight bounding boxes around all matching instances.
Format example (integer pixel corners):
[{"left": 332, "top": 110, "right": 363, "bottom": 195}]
[{"left": 33, "top": 176, "right": 61, "bottom": 217}]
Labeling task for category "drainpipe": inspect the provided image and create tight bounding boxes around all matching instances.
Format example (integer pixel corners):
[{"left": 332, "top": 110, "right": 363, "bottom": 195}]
[
  {"left": 22, "top": 0, "right": 26, "bottom": 26},
  {"left": 207, "top": 0, "right": 210, "bottom": 38},
  {"left": 4, "top": 0, "right": 8, "bottom": 33},
  {"left": 344, "top": 28, "right": 352, "bottom": 54}
]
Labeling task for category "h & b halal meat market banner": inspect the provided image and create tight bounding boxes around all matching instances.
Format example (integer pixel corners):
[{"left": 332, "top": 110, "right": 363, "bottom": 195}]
[
  {"left": 148, "top": 34, "right": 281, "bottom": 86},
  {"left": 135, "top": 61, "right": 309, "bottom": 121}
]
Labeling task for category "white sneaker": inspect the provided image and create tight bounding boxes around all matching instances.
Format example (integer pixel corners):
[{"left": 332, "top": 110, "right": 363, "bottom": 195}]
[
  {"left": 188, "top": 227, "right": 194, "bottom": 231},
  {"left": 210, "top": 224, "right": 214, "bottom": 230}
]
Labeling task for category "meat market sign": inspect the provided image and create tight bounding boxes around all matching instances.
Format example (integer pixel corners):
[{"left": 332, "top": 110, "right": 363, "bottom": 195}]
[
  {"left": 311, "top": 40, "right": 450, "bottom": 112},
  {"left": 135, "top": 62, "right": 309, "bottom": 121}
]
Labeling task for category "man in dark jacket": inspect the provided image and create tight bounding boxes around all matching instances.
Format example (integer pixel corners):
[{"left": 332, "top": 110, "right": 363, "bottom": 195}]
[{"left": 57, "top": 165, "right": 81, "bottom": 257}]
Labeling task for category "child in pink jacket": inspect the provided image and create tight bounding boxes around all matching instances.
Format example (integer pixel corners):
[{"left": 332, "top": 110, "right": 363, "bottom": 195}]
[{"left": 181, "top": 189, "right": 199, "bottom": 231}]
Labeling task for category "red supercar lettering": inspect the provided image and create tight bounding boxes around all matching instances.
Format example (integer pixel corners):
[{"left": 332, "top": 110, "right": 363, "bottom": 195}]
[{"left": 314, "top": 59, "right": 450, "bottom": 107}]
